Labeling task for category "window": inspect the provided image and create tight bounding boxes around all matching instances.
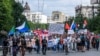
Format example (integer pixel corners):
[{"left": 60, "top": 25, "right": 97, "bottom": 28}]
[{"left": 53, "top": 14, "right": 59, "bottom": 20}]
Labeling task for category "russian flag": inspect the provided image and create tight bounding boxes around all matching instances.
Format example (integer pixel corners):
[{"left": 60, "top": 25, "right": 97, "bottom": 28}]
[{"left": 70, "top": 21, "right": 76, "bottom": 30}]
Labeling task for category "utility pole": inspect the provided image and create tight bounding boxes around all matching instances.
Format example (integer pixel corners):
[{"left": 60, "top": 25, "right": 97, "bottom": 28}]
[
  {"left": 38, "top": 0, "right": 40, "bottom": 23},
  {"left": 92, "top": 4, "right": 95, "bottom": 19}
]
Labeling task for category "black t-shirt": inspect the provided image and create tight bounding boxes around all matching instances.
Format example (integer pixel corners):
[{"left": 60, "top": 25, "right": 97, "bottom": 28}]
[
  {"left": 35, "top": 39, "right": 40, "bottom": 46},
  {"left": 13, "top": 39, "right": 17, "bottom": 47},
  {"left": 21, "top": 39, "right": 26, "bottom": 47},
  {"left": 42, "top": 39, "right": 47, "bottom": 46},
  {"left": 3, "top": 40, "right": 9, "bottom": 46}
]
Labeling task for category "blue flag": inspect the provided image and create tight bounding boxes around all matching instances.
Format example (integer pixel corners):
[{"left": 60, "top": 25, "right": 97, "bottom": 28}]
[
  {"left": 70, "top": 21, "right": 76, "bottom": 30},
  {"left": 16, "top": 21, "right": 30, "bottom": 32},
  {"left": 8, "top": 26, "right": 15, "bottom": 35}
]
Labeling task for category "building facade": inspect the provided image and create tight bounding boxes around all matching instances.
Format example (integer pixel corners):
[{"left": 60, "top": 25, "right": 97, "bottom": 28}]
[
  {"left": 48, "top": 11, "right": 66, "bottom": 23},
  {"left": 22, "top": 2, "right": 48, "bottom": 24},
  {"left": 75, "top": 5, "right": 98, "bottom": 19}
]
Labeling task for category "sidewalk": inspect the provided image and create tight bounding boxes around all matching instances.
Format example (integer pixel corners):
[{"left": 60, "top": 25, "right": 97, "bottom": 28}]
[{"left": 0, "top": 51, "right": 2, "bottom": 56}]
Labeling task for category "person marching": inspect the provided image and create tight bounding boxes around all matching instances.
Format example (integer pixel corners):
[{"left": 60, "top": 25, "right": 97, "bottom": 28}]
[
  {"left": 12, "top": 37, "right": 18, "bottom": 56},
  {"left": 42, "top": 37, "right": 47, "bottom": 55},
  {"left": 19, "top": 36, "right": 26, "bottom": 56},
  {"left": 95, "top": 35, "right": 99, "bottom": 51},
  {"left": 8, "top": 37, "right": 13, "bottom": 56},
  {"left": 2, "top": 38, "right": 9, "bottom": 56},
  {"left": 64, "top": 37, "right": 68, "bottom": 55},
  {"left": 35, "top": 37, "right": 40, "bottom": 54},
  {"left": 27, "top": 38, "right": 32, "bottom": 53}
]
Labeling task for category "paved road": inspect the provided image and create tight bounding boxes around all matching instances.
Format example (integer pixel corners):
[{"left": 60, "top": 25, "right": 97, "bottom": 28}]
[{"left": 0, "top": 49, "right": 100, "bottom": 56}]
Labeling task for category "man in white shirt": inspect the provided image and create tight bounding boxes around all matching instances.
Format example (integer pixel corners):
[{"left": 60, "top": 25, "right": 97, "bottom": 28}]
[
  {"left": 52, "top": 36, "right": 58, "bottom": 51},
  {"left": 9, "top": 37, "right": 13, "bottom": 56},
  {"left": 66, "top": 35, "right": 72, "bottom": 52}
]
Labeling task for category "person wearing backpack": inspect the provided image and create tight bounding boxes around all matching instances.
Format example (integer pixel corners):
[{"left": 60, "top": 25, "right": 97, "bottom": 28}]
[
  {"left": 12, "top": 37, "right": 18, "bottom": 56},
  {"left": 64, "top": 37, "right": 68, "bottom": 55},
  {"left": 96, "top": 38, "right": 99, "bottom": 51},
  {"left": 80, "top": 34, "right": 85, "bottom": 52},
  {"left": 2, "top": 38, "right": 9, "bottom": 56},
  {"left": 76, "top": 35, "right": 81, "bottom": 51},
  {"left": 42, "top": 37, "right": 47, "bottom": 55},
  {"left": 20, "top": 36, "right": 26, "bottom": 56},
  {"left": 35, "top": 37, "right": 40, "bottom": 54},
  {"left": 26, "top": 39, "right": 32, "bottom": 53}
]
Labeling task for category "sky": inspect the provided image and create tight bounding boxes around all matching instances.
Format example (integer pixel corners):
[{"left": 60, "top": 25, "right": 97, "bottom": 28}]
[{"left": 20, "top": 0, "right": 91, "bottom": 16}]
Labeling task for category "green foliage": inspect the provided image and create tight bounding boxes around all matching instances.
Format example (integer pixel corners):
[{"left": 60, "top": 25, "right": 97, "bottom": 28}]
[
  {"left": 68, "top": 17, "right": 74, "bottom": 25},
  {"left": 75, "top": 15, "right": 85, "bottom": 29},
  {"left": 12, "top": 1, "right": 26, "bottom": 27},
  {"left": 0, "top": 0, "right": 14, "bottom": 31},
  {"left": 87, "top": 4, "right": 100, "bottom": 33},
  {"left": 27, "top": 21, "right": 48, "bottom": 30},
  {"left": 0, "top": 0, "right": 27, "bottom": 34}
]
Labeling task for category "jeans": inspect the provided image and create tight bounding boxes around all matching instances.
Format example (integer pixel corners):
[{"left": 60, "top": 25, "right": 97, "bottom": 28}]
[
  {"left": 96, "top": 42, "right": 99, "bottom": 51},
  {"left": 42, "top": 45, "right": 47, "bottom": 55},
  {"left": 53, "top": 45, "right": 57, "bottom": 51},
  {"left": 59, "top": 44, "right": 63, "bottom": 51},
  {"left": 64, "top": 45, "right": 68, "bottom": 55},
  {"left": 36, "top": 46, "right": 40, "bottom": 54},
  {"left": 13, "top": 46, "right": 17, "bottom": 56},
  {"left": 3, "top": 46, "right": 8, "bottom": 56}
]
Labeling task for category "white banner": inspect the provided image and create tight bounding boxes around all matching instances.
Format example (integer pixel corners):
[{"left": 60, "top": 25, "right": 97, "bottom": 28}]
[
  {"left": 68, "top": 30, "right": 74, "bottom": 34},
  {"left": 48, "top": 23, "right": 64, "bottom": 34}
]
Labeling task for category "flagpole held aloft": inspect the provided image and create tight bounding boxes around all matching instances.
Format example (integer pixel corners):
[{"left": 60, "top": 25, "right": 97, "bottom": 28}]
[
  {"left": 8, "top": 26, "right": 15, "bottom": 36},
  {"left": 16, "top": 21, "right": 30, "bottom": 33},
  {"left": 70, "top": 20, "right": 76, "bottom": 30}
]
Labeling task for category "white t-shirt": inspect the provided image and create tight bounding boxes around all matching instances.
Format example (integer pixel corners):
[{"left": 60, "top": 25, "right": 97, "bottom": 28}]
[
  {"left": 53, "top": 38, "right": 58, "bottom": 45},
  {"left": 9, "top": 40, "right": 12, "bottom": 46},
  {"left": 66, "top": 36, "right": 72, "bottom": 44}
]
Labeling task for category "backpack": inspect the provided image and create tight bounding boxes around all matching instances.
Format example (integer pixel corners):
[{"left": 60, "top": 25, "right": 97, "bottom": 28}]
[
  {"left": 21, "top": 39, "right": 26, "bottom": 47},
  {"left": 42, "top": 39, "right": 47, "bottom": 45}
]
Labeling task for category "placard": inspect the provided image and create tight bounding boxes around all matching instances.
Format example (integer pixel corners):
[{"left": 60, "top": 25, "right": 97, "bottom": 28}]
[{"left": 48, "top": 23, "right": 64, "bottom": 34}]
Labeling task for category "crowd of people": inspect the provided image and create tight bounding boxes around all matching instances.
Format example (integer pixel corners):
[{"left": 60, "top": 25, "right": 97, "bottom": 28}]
[{"left": 1, "top": 32, "right": 100, "bottom": 56}]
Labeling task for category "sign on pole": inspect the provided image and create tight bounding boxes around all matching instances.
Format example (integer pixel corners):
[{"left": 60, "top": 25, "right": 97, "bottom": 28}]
[{"left": 48, "top": 23, "right": 64, "bottom": 34}]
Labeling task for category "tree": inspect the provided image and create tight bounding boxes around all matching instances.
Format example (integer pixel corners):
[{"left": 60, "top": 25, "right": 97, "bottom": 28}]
[
  {"left": 0, "top": 0, "right": 14, "bottom": 32},
  {"left": 27, "top": 21, "right": 49, "bottom": 30},
  {"left": 75, "top": 15, "right": 84, "bottom": 29},
  {"left": 87, "top": 4, "right": 100, "bottom": 33},
  {"left": 0, "top": 0, "right": 27, "bottom": 36},
  {"left": 12, "top": 1, "right": 27, "bottom": 27}
]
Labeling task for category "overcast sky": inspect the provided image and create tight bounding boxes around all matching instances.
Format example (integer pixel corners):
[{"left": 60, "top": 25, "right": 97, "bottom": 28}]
[{"left": 21, "top": 0, "right": 91, "bottom": 16}]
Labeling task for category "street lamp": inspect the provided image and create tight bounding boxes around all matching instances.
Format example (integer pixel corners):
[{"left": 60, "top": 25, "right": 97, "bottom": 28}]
[
  {"left": 91, "top": 0, "right": 100, "bottom": 19},
  {"left": 92, "top": 5, "right": 95, "bottom": 19}
]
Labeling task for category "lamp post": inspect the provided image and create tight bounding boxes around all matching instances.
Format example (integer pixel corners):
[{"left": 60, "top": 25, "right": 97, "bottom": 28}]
[
  {"left": 91, "top": 0, "right": 100, "bottom": 19},
  {"left": 92, "top": 4, "right": 95, "bottom": 19},
  {"left": 80, "top": 5, "right": 83, "bottom": 29}
]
